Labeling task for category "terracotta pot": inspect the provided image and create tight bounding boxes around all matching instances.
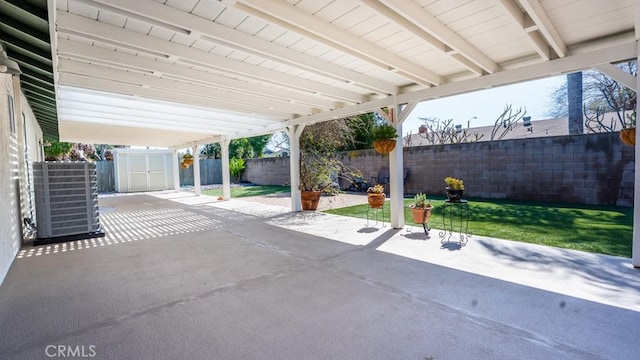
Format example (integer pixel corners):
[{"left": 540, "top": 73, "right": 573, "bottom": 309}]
[
  {"left": 183, "top": 158, "right": 194, "bottom": 166},
  {"left": 367, "top": 193, "right": 386, "bottom": 208},
  {"left": 373, "top": 139, "right": 396, "bottom": 154},
  {"left": 301, "top": 190, "right": 321, "bottom": 210},
  {"left": 620, "top": 127, "right": 635, "bottom": 146},
  {"left": 410, "top": 206, "right": 432, "bottom": 224}
]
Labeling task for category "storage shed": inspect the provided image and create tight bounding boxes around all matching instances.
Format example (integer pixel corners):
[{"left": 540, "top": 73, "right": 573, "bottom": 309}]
[{"left": 113, "top": 149, "right": 175, "bottom": 193}]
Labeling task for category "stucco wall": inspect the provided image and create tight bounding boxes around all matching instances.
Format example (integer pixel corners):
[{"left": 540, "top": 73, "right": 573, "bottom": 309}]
[
  {"left": 244, "top": 132, "right": 634, "bottom": 206},
  {"left": 0, "top": 74, "right": 43, "bottom": 285}
]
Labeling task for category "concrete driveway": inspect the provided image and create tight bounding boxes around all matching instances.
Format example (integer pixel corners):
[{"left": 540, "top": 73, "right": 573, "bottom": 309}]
[{"left": 0, "top": 192, "right": 638, "bottom": 360}]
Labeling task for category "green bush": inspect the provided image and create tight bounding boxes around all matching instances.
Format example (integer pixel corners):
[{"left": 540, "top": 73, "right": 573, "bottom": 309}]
[{"left": 229, "top": 157, "right": 245, "bottom": 183}]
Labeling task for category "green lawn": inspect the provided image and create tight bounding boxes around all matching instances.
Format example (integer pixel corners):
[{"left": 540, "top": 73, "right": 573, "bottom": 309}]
[
  {"left": 202, "top": 185, "right": 290, "bottom": 198},
  {"left": 324, "top": 196, "right": 633, "bottom": 258}
]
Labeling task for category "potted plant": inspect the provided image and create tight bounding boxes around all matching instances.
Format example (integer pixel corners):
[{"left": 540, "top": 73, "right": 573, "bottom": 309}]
[
  {"left": 444, "top": 176, "right": 464, "bottom": 202},
  {"left": 182, "top": 152, "right": 194, "bottom": 166},
  {"left": 372, "top": 123, "right": 398, "bottom": 154},
  {"left": 299, "top": 153, "right": 338, "bottom": 210},
  {"left": 409, "top": 193, "right": 432, "bottom": 224},
  {"left": 366, "top": 184, "right": 386, "bottom": 208},
  {"left": 620, "top": 111, "right": 636, "bottom": 146},
  {"left": 299, "top": 120, "right": 362, "bottom": 210}
]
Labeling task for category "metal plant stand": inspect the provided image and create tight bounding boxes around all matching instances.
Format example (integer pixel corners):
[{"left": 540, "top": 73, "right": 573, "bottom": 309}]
[
  {"left": 366, "top": 202, "right": 387, "bottom": 228},
  {"left": 440, "top": 199, "right": 471, "bottom": 245}
]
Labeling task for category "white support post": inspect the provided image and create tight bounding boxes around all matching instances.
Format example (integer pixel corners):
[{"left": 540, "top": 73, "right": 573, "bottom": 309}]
[
  {"left": 172, "top": 148, "right": 180, "bottom": 192},
  {"left": 192, "top": 145, "right": 201, "bottom": 196},
  {"left": 633, "top": 41, "right": 640, "bottom": 268},
  {"left": 221, "top": 138, "right": 231, "bottom": 200},
  {"left": 288, "top": 124, "right": 304, "bottom": 211},
  {"left": 389, "top": 105, "right": 405, "bottom": 229}
]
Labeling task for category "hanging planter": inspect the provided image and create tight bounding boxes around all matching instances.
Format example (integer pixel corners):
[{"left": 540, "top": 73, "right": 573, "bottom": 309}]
[
  {"left": 182, "top": 153, "right": 194, "bottom": 166},
  {"left": 373, "top": 139, "right": 396, "bottom": 154},
  {"left": 372, "top": 123, "right": 398, "bottom": 154},
  {"left": 619, "top": 127, "right": 635, "bottom": 147}
]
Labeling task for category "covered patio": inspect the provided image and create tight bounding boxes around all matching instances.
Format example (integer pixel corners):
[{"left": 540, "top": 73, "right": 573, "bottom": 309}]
[
  {"left": 20, "top": 0, "right": 636, "bottom": 265},
  {"left": 1, "top": 192, "right": 638, "bottom": 359},
  {"left": 1, "top": 1, "right": 640, "bottom": 358}
]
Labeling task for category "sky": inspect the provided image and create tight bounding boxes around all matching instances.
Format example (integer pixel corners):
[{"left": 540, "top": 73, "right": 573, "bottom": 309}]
[{"left": 401, "top": 75, "right": 566, "bottom": 136}]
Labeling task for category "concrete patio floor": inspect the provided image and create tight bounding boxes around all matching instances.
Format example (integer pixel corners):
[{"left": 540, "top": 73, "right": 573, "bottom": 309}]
[{"left": 1, "top": 191, "right": 639, "bottom": 359}]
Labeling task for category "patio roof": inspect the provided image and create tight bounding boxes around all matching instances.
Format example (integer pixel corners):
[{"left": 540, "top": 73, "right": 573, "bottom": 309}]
[
  {"left": 1, "top": 0, "right": 58, "bottom": 139},
  {"left": 41, "top": 0, "right": 636, "bottom": 148}
]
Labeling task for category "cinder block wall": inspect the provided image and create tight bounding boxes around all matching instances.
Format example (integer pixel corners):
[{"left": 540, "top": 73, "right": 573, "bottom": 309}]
[
  {"left": 244, "top": 157, "right": 291, "bottom": 186},
  {"left": 245, "top": 132, "right": 635, "bottom": 206}
]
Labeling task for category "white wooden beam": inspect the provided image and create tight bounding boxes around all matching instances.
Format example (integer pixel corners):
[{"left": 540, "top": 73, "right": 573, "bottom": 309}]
[
  {"left": 56, "top": 101, "right": 267, "bottom": 130},
  {"left": 232, "top": 0, "right": 444, "bottom": 86},
  {"left": 58, "top": 59, "right": 312, "bottom": 115},
  {"left": 56, "top": 11, "right": 366, "bottom": 103},
  {"left": 58, "top": 39, "right": 338, "bottom": 110},
  {"left": 71, "top": 0, "right": 192, "bottom": 35},
  {"left": 57, "top": 85, "right": 279, "bottom": 126},
  {"left": 288, "top": 124, "right": 304, "bottom": 211},
  {"left": 193, "top": 145, "right": 201, "bottom": 196},
  {"left": 398, "top": 102, "right": 418, "bottom": 124},
  {"left": 517, "top": 0, "right": 568, "bottom": 57},
  {"left": 58, "top": 113, "right": 226, "bottom": 134},
  {"left": 377, "top": 0, "right": 499, "bottom": 74},
  {"left": 358, "top": 0, "right": 483, "bottom": 75},
  {"left": 172, "top": 149, "right": 180, "bottom": 192},
  {"left": 56, "top": 108, "right": 247, "bottom": 133},
  {"left": 58, "top": 72, "right": 292, "bottom": 119},
  {"left": 593, "top": 63, "right": 637, "bottom": 92},
  {"left": 88, "top": 0, "right": 398, "bottom": 95},
  {"left": 221, "top": 138, "right": 231, "bottom": 200},
  {"left": 389, "top": 104, "right": 404, "bottom": 229},
  {"left": 292, "top": 40, "right": 638, "bottom": 126},
  {"left": 498, "top": 0, "right": 551, "bottom": 60}
]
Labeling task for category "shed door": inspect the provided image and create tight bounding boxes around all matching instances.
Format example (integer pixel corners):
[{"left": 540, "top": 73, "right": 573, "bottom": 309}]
[
  {"left": 128, "top": 155, "right": 149, "bottom": 192},
  {"left": 147, "top": 155, "right": 167, "bottom": 190}
]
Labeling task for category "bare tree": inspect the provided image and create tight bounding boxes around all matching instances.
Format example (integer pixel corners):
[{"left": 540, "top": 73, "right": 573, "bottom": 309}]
[
  {"left": 417, "top": 117, "right": 484, "bottom": 145},
  {"left": 548, "top": 60, "right": 637, "bottom": 133},
  {"left": 490, "top": 105, "right": 527, "bottom": 140}
]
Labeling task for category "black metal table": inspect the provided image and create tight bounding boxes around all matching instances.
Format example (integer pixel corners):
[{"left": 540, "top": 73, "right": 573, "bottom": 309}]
[{"left": 440, "top": 199, "right": 471, "bottom": 245}]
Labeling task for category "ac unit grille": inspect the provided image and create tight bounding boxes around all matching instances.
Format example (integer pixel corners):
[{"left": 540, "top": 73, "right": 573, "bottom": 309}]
[{"left": 33, "top": 161, "right": 104, "bottom": 244}]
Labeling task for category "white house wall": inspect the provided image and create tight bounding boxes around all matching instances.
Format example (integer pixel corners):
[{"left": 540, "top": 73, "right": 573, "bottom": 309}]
[{"left": 0, "top": 73, "right": 43, "bottom": 286}]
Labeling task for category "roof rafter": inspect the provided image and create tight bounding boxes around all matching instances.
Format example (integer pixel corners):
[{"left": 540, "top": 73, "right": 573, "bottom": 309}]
[
  {"left": 58, "top": 72, "right": 291, "bottom": 119},
  {"left": 89, "top": 0, "right": 398, "bottom": 95},
  {"left": 231, "top": 0, "right": 444, "bottom": 86},
  {"left": 57, "top": 39, "right": 337, "bottom": 110},
  {"left": 58, "top": 59, "right": 314, "bottom": 115},
  {"left": 56, "top": 11, "right": 366, "bottom": 104},
  {"left": 498, "top": 0, "right": 550, "bottom": 60},
  {"left": 292, "top": 40, "right": 637, "bottom": 126},
  {"left": 516, "top": 0, "right": 567, "bottom": 58},
  {"left": 373, "top": 0, "right": 499, "bottom": 74}
]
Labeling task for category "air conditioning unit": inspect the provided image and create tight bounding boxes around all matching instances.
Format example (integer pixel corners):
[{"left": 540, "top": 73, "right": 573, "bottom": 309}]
[{"left": 33, "top": 161, "right": 104, "bottom": 245}]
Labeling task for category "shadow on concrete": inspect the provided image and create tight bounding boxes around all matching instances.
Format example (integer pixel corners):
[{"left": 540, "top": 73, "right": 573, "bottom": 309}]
[{"left": 477, "top": 239, "right": 638, "bottom": 295}]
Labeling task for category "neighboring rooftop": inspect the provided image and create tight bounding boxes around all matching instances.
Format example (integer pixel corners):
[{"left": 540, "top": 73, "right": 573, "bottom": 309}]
[{"left": 404, "top": 112, "right": 626, "bottom": 146}]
